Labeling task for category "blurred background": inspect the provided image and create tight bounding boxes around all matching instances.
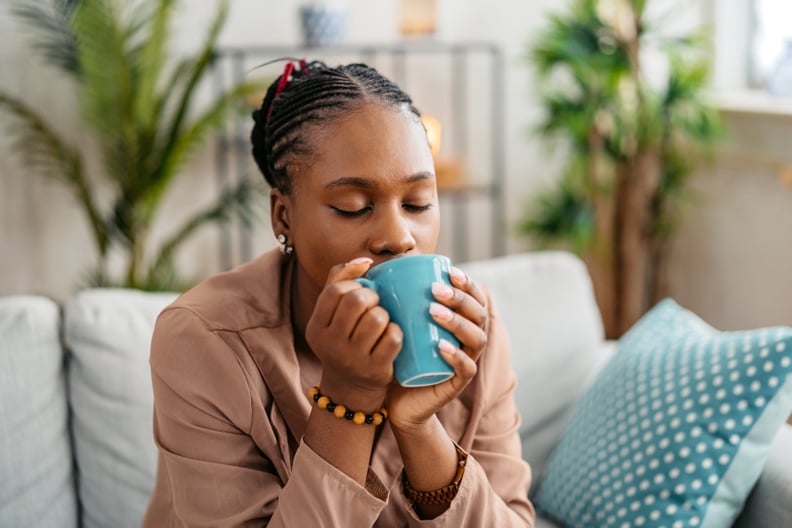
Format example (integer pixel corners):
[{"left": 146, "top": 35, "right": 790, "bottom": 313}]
[{"left": 1, "top": 0, "right": 790, "bottom": 335}]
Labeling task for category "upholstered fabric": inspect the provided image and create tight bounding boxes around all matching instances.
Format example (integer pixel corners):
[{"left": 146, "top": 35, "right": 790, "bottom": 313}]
[
  {"left": 0, "top": 296, "right": 77, "bottom": 528},
  {"left": 733, "top": 422, "right": 792, "bottom": 527},
  {"left": 460, "top": 251, "right": 613, "bottom": 493},
  {"left": 2, "top": 251, "right": 791, "bottom": 527},
  {"left": 63, "top": 289, "right": 177, "bottom": 528},
  {"left": 535, "top": 299, "right": 792, "bottom": 528},
  {"left": 533, "top": 515, "right": 563, "bottom": 528}
]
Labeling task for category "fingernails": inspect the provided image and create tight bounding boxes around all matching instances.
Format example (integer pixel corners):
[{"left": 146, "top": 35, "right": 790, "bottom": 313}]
[
  {"left": 432, "top": 282, "right": 453, "bottom": 300},
  {"left": 450, "top": 266, "right": 466, "bottom": 283},
  {"left": 438, "top": 338, "right": 457, "bottom": 356},
  {"left": 429, "top": 302, "right": 453, "bottom": 322},
  {"left": 346, "top": 257, "right": 373, "bottom": 266}
]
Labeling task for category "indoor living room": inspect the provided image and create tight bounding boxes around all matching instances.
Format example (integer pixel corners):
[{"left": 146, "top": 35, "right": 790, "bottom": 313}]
[{"left": 1, "top": 1, "right": 791, "bottom": 527}]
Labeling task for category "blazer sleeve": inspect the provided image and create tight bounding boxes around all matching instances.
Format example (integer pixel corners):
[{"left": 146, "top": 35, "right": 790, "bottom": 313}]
[
  {"left": 146, "top": 307, "right": 388, "bottom": 527},
  {"left": 402, "top": 293, "right": 536, "bottom": 527}
]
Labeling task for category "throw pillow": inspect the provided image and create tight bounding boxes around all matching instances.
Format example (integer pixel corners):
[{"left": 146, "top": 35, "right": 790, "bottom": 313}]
[{"left": 535, "top": 299, "right": 792, "bottom": 528}]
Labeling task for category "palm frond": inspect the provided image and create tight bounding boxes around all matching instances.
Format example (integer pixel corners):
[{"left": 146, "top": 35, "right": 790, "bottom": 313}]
[
  {"left": 5, "top": 0, "right": 261, "bottom": 290},
  {"left": 141, "top": 80, "right": 264, "bottom": 217},
  {"left": 10, "top": 0, "right": 81, "bottom": 76},
  {"left": 73, "top": 0, "right": 140, "bottom": 188},
  {"left": 153, "top": 0, "right": 228, "bottom": 183},
  {"left": 0, "top": 93, "right": 109, "bottom": 254},
  {"left": 133, "top": 0, "right": 176, "bottom": 132},
  {"left": 147, "top": 178, "right": 264, "bottom": 280}
]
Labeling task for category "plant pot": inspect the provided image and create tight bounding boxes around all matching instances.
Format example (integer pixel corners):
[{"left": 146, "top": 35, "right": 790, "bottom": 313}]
[{"left": 299, "top": 5, "right": 347, "bottom": 48}]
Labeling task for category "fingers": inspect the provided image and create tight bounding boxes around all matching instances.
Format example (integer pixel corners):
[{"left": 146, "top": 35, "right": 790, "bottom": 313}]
[
  {"left": 307, "top": 256, "right": 399, "bottom": 357},
  {"left": 369, "top": 322, "right": 403, "bottom": 366},
  {"left": 438, "top": 338, "right": 478, "bottom": 390},
  {"left": 309, "top": 257, "right": 374, "bottom": 329},
  {"left": 431, "top": 280, "right": 487, "bottom": 329},
  {"left": 326, "top": 257, "right": 374, "bottom": 285},
  {"left": 429, "top": 267, "right": 488, "bottom": 359},
  {"left": 350, "top": 305, "right": 392, "bottom": 350},
  {"left": 429, "top": 302, "right": 487, "bottom": 361},
  {"left": 449, "top": 266, "right": 488, "bottom": 316}
]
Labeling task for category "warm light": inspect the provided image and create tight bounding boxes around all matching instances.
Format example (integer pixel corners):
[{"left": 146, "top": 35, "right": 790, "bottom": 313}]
[
  {"left": 420, "top": 114, "right": 463, "bottom": 188},
  {"left": 421, "top": 114, "right": 442, "bottom": 157},
  {"left": 399, "top": 0, "right": 436, "bottom": 36}
]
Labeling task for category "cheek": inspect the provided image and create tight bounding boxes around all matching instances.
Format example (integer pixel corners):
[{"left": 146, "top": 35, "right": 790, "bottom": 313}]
[
  {"left": 404, "top": 206, "right": 441, "bottom": 252},
  {"left": 296, "top": 211, "right": 364, "bottom": 259}
]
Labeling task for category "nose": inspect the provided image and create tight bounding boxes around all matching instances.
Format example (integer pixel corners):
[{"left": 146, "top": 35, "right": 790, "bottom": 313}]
[{"left": 368, "top": 203, "right": 416, "bottom": 256}]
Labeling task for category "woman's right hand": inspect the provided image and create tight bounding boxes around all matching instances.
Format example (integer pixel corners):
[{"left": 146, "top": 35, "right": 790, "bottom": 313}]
[{"left": 304, "top": 257, "right": 402, "bottom": 407}]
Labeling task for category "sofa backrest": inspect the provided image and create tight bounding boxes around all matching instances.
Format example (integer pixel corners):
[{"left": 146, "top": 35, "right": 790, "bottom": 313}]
[
  {"left": 1, "top": 250, "right": 612, "bottom": 525},
  {"left": 460, "top": 251, "right": 612, "bottom": 490},
  {"left": 64, "top": 289, "right": 178, "bottom": 528},
  {"left": 0, "top": 296, "right": 78, "bottom": 528}
]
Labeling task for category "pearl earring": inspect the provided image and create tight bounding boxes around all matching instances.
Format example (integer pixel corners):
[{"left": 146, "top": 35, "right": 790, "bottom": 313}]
[{"left": 277, "top": 234, "right": 293, "bottom": 255}]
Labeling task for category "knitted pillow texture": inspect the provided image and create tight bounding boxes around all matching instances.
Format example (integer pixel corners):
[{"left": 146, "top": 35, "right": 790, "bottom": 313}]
[{"left": 535, "top": 299, "right": 792, "bottom": 528}]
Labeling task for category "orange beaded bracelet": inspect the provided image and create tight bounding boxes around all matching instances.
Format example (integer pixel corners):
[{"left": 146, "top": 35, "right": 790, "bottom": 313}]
[{"left": 308, "top": 386, "right": 388, "bottom": 426}]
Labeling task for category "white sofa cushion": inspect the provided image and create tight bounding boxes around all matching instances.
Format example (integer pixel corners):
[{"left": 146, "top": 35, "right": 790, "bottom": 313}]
[
  {"left": 460, "top": 251, "right": 611, "bottom": 490},
  {"left": 0, "top": 296, "right": 77, "bottom": 528},
  {"left": 734, "top": 422, "right": 792, "bottom": 527},
  {"left": 63, "top": 289, "right": 177, "bottom": 528}
]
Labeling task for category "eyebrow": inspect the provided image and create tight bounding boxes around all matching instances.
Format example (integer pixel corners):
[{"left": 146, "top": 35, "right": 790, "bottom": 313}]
[{"left": 325, "top": 172, "right": 435, "bottom": 190}]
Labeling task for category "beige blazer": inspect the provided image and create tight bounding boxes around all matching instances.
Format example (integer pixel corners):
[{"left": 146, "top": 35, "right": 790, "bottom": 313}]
[{"left": 143, "top": 249, "right": 535, "bottom": 527}]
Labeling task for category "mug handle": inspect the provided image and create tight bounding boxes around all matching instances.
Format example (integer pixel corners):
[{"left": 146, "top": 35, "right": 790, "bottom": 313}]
[{"left": 354, "top": 278, "right": 377, "bottom": 290}]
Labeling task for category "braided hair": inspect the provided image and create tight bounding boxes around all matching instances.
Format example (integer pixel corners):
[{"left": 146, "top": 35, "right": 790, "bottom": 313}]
[{"left": 251, "top": 60, "right": 422, "bottom": 193}]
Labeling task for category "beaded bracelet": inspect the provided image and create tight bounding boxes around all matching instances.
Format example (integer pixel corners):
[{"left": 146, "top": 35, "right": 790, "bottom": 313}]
[{"left": 308, "top": 386, "right": 388, "bottom": 426}]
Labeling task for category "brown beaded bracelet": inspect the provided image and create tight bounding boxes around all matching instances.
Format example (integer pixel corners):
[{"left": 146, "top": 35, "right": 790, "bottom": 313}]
[
  {"left": 403, "top": 444, "right": 468, "bottom": 505},
  {"left": 308, "top": 386, "right": 388, "bottom": 426}
]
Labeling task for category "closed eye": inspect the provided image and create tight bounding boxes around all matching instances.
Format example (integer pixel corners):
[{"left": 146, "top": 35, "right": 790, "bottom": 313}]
[
  {"left": 330, "top": 205, "right": 371, "bottom": 217},
  {"left": 403, "top": 203, "right": 433, "bottom": 213}
]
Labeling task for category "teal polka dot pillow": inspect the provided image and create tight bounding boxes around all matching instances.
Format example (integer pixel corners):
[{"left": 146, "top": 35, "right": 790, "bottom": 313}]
[{"left": 535, "top": 299, "right": 792, "bottom": 528}]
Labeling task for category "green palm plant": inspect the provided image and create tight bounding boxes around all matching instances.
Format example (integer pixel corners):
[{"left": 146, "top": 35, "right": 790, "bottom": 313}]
[
  {"left": 521, "top": 0, "right": 723, "bottom": 337},
  {"left": 1, "top": 0, "right": 265, "bottom": 291}
]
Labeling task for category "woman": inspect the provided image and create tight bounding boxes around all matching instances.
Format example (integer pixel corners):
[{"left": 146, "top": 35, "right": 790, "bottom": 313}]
[{"left": 143, "top": 60, "right": 535, "bottom": 526}]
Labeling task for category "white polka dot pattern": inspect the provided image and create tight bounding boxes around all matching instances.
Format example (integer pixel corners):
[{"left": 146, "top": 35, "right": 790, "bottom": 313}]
[{"left": 535, "top": 299, "right": 792, "bottom": 527}]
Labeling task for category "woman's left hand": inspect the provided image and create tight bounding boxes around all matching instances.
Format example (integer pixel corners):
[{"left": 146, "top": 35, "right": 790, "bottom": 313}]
[{"left": 386, "top": 266, "right": 489, "bottom": 434}]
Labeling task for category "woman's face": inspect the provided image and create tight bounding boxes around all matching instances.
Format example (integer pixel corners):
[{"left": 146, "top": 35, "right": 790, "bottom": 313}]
[{"left": 279, "top": 102, "right": 440, "bottom": 291}]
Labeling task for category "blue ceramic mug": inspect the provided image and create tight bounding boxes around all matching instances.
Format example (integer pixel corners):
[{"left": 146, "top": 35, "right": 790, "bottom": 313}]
[{"left": 356, "top": 254, "right": 458, "bottom": 387}]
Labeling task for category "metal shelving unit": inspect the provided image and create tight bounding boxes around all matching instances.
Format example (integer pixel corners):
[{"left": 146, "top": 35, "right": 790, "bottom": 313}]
[{"left": 212, "top": 41, "right": 505, "bottom": 269}]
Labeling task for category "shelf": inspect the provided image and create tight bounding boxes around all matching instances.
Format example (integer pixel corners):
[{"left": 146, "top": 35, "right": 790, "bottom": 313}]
[
  {"left": 211, "top": 42, "right": 506, "bottom": 266},
  {"left": 219, "top": 40, "right": 500, "bottom": 57}
]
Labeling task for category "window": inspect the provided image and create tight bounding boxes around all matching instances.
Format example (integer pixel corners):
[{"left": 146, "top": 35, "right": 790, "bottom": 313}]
[{"left": 751, "top": 0, "right": 792, "bottom": 89}]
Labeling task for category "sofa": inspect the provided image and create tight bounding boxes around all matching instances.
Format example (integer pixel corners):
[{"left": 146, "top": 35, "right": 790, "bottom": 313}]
[{"left": 1, "top": 251, "right": 790, "bottom": 527}]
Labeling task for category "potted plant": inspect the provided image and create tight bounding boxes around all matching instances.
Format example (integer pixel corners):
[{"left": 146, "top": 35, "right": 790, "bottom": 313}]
[
  {"left": 521, "top": 0, "right": 723, "bottom": 337},
  {"left": 1, "top": 0, "right": 265, "bottom": 291}
]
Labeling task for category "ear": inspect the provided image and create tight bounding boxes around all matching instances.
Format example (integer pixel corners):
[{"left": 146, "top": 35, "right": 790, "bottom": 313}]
[{"left": 270, "top": 188, "right": 292, "bottom": 239}]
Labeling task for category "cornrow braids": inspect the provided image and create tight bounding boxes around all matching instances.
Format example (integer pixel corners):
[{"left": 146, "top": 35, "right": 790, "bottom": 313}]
[{"left": 251, "top": 60, "right": 422, "bottom": 193}]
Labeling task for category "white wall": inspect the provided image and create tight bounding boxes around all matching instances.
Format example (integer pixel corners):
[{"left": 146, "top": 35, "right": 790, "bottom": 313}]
[
  {"left": 666, "top": 0, "right": 792, "bottom": 330},
  {"left": 0, "top": 0, "right": 562, "bottom": 301},
  {"left": 668, "top": 111, "right": 792, "bottom": 330},
  {"left": 1, "top": 0, "right": 790, "bottom": 331}
]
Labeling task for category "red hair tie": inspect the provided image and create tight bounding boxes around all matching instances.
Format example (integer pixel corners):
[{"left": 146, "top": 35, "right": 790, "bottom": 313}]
[
  {"left": 273, "top": 62, "right": 295, "bottom": 99},
  {"left": 266, "top": 61, "right": 296, "bottom": 123}
]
